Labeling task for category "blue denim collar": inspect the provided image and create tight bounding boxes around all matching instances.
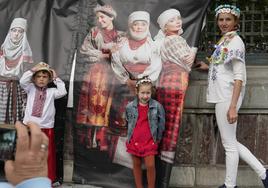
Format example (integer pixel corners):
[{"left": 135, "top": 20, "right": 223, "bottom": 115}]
[{"left": 132, "top": 97, "right": 157, "bottom": 108}]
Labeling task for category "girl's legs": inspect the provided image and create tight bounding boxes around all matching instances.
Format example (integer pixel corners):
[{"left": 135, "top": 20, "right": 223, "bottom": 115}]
[
  {"left": 132, "top": 155, "right": 143, "bottom": 188},
  {"left": 216, "top": 101, "right": 266, "bottom": 188},
  {"left": 144, "top": 155, "right": 156, "bottom": 188}
]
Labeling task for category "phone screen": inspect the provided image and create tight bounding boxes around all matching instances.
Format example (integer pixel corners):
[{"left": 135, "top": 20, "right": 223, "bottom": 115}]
[{"left": 0, "top": 124, "right": 16, "bottom": 161}]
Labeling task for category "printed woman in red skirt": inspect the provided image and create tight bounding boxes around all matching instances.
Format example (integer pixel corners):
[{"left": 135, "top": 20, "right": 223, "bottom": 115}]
[
  {"left": 154, "top": 9, "right": 197, "bottom": 187},
  {"left": 76, "top": 5, "right": 123, "bottom": 151}
]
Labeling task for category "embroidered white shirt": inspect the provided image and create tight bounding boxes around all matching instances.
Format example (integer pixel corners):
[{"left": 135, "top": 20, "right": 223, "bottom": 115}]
[
  {"left": 20, "top": 70, "right": 67, "bottom": 128},
  {"left": 207, "top": 33, "right": 246, "bottom": 103}
]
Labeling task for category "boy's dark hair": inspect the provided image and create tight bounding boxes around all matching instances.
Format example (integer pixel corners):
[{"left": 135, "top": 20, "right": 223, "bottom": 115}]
[
  {"left": 32, "top": 70, "right": 52, "bottom": 80},
  {"left": 32, "top": 70, "right": 55, "bottom": 88}
]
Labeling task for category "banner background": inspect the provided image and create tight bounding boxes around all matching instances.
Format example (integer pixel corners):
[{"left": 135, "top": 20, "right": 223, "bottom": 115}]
[{"left": 0, "top": 0, "right": 210, "bottom": 186}]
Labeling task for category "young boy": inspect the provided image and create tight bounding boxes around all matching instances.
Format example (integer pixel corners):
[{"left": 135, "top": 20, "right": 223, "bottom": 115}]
[{"left": 20, "top": 62, "right": 67, "bottom": 184}]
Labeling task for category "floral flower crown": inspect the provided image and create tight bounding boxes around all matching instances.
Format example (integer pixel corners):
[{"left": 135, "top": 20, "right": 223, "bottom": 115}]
[
  {"left": 135, "top": 77, "right": 152, "bottom": 88},
  {"left": 215, "top": 4, "right": 240, "bottom": 18}
]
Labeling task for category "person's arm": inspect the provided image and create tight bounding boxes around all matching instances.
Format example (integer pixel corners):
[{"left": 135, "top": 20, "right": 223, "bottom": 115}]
[
  {"left": 227, "top": 59, "right": 245, "bottom": 124},
  {"left": 227, "top": 80, "right": 242, "bottom": 124},
  {"left": 15, "top": 177, "right": 51, "bottom": 188},
  {"left": 50, "top": 69, "right": 67, "bottom": 99},
  {"left": 80, "top": 29, "right": 103, "bottom": 63},
  {"left": 5, "top": 121, "right": 50, "bottom": 187},
  {"left": 111, "top": 49, "right": 130, "bottom": 84},
  {"left": 52, "top": 77, "right": 67, "bottom": 99},
  {"left": 194, "top": 60, "right": 209, "bottom": 71},
  {"left": 157, "top": 102, "right": 165, "bottom": 142},
  {"left": 0, "top": 182, "right": 13, "bottom": 188},
  {"left": 19, "top": 70, "right": 33, "bottom": 91},
  {"left": 180, "top": 40, "right": 197, "bottom": 69}
]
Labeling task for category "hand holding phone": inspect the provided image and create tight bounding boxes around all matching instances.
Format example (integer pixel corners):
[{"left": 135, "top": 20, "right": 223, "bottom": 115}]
[{"left": 4, "top": 121, "right": 49, "bottom": 186}]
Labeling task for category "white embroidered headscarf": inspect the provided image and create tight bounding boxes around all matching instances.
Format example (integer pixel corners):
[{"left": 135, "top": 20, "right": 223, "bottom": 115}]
[
  {"left": 128, "top": 11, "right": 151, "bottom": 41},
  {"left": 0, "top": 17, "right": 33, "bottom": 77},
  {"left": 154, "top": 9, "right": 183, "bottom": 41}
]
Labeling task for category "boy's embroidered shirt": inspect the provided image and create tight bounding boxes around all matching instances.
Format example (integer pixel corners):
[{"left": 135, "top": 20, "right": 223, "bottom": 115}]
[{"left": 20, "top": 70, "right": 67, "bottom": 128}]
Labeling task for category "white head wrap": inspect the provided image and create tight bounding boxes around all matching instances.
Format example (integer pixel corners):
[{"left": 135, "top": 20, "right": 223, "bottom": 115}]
[
  {"left": 0, "top": 17, "right": 33, "bottom": 77},
  {"left": 128, "top": 11, "right": 150, "bottom": 41},
  {"left": 157, "top": 9, "right": 181, "bottom": 31},
  {"left": 128, "top": 11, "right": 150, "bottom": 26},
  {"left": 10, "top": 18, "right": 27, "bottom": 31},
  {"left": 154, "top": 9, "right": 183, "bottom": 41}
]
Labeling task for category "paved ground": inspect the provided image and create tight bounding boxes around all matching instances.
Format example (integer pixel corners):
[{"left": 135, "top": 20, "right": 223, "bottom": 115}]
[{"left": 60, "top": 183, "right": 263, "bottom": 188}]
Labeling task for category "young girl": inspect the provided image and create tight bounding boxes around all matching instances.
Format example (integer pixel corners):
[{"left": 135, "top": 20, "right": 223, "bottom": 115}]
[
  {"left": 125, "top": 77, "right": 165, "bottom": 188},
  {"left": 20, "top": 62, "right": 67, "bottom": 185}
]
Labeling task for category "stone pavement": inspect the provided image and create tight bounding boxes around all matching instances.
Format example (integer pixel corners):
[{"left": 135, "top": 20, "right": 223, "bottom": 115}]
[{"left": 60, "top": 183, "right": 263, "bottom": 188}]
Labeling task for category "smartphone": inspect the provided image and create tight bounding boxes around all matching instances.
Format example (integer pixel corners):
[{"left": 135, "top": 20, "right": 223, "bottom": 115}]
[{"left": 0, "top": 124, "right": 16, "bottom": 161}]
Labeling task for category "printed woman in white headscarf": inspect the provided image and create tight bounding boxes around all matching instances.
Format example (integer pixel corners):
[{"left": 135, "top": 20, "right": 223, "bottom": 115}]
[
  {"left": 76, "top": 4, "right": 123, "bottom": 151},
  {"left": 0, "top": 17, "right": 33, "bottom": 124},
  {"left": 110, "top": 11, "right": 162, "bottom": 134},
  {"left": 154, "top": 8, "right": 197, "bottom": 186}
]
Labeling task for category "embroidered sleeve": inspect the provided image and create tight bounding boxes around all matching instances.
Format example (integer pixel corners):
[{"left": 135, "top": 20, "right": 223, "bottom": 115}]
[
  {"left": 224, "top": 36, "right": 245, "bottom": 64},
  {"left": 161, "top": 36, "right": 196, "bottom": 72},
  {"left": 111, "top": 48, "right": 129, "bottom": 83},
  {"left": 19, "top": 70, "right": 34, "bottom": 92},
  {"left": 53, "top": 77, "right": 67, "bottom": 99},
  {"left": 80, "top": 28, "right": 102, "bottom": 63},
  {"left": 224, "top": 49, "right": 245, "bottom": 64}
]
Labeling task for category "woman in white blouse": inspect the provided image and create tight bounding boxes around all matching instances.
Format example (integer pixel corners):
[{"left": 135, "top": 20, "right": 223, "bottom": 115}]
[{"left": 197, "top": 4, "right": 268, "bottom": 188}]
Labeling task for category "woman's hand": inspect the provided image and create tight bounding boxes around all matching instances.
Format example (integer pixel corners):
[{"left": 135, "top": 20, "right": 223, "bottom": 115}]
[
  {"left": 194, "top": 60, "right": 209, "bottom": 71},
  {"left": 227, "top": 106, "right": 238, "bottom": 124}
]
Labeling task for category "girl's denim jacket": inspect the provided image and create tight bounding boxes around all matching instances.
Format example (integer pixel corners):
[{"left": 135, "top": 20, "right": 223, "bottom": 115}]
[{"left": 125, "top": 98, "right": 165, "bottom": 143}]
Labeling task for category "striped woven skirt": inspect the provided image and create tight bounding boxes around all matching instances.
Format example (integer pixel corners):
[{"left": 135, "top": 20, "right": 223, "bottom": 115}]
[
  {"left": 0, "top": 78, "right": 25, "bottom": 124},
  {"left": 156, "top": 61, "right": 189, "bottom": 152}
]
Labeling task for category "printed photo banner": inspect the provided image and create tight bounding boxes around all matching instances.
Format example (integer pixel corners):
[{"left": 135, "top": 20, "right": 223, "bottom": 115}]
[
  {"left": 73, "top": 0, "right": 210, "bottom": 188},
  {"left": 0, "top": 0, "right": 210, "bottom": 187}
]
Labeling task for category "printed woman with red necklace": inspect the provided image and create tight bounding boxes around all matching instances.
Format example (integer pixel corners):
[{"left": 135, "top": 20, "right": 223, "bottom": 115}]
[
  {"left": 153, "top": 9, "right": 197, "bottom": 187},
  {"left": 108, "top": 11, "right": 162, "bottom": 168},
  {"left": 76, "top": 4, "right": 123, "bottom": 150},
  {"left": 196, "top": 4, "right": 268, "bottom": 188}
]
